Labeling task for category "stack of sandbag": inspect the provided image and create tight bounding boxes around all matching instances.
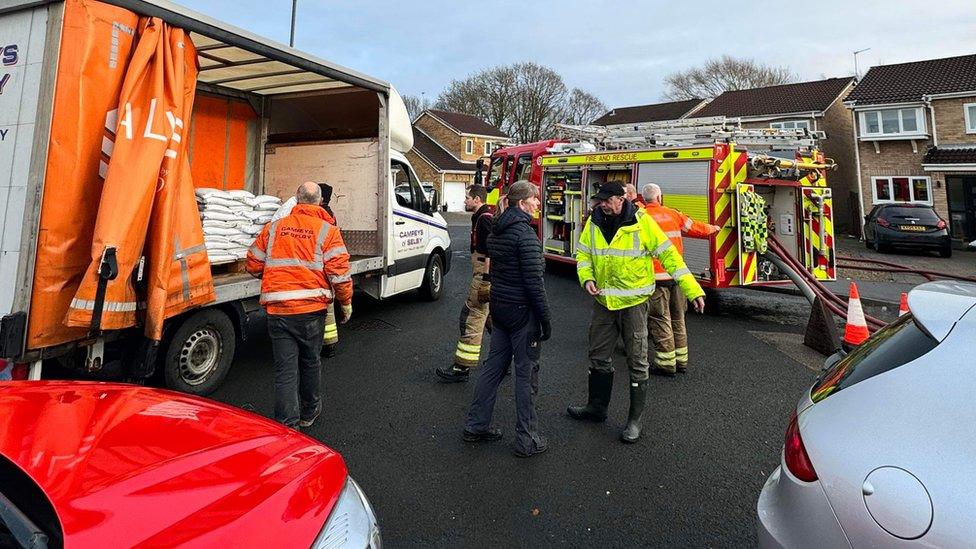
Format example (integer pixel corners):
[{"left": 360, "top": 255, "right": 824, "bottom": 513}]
[{"left": 195, "top": 188, "right": 282, "bottom": 264}]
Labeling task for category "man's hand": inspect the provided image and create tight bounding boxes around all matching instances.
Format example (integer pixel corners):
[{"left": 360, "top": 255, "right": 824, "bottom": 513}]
[
  {"left": 709, "top": 224, "right": 722, "bottom": 233},
  {"left": 584, "top": 280, "right": 600, "bottom": 296},
  {"left": 341, "top": 303, "right": 353, "bottom": 324},
  {"left": 539, "top": 320, "right": 552, "bottom": 342},
  {"left": 691, "top": 296, "right": 705, "bottom": 314}
]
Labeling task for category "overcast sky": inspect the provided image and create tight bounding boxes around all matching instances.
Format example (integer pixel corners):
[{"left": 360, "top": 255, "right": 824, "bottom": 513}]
[{"left": 196, "top": 0, "right": 976, "bottom": 109}]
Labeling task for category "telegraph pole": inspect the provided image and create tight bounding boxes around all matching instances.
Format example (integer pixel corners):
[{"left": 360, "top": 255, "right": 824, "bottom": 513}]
[{"left": 289, "top": 0, "right": 297, "bottom": 47}]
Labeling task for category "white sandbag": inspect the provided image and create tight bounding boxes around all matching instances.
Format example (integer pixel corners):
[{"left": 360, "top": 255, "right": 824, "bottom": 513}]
[
  {"left": 227, "top": 189, "right": 255, "bottom": 201},
  {"left": 202, "top": 226, "right": 240, "bottom": 237},
  {"left": 253, "top": 202, "right": 281, "bottom": 212},
  {"left": 253, "top": 214, "right": 274, "bottom": 225},
  {"left": 205, "top": 238, "right": 235, "bottom": 248},
  {"left": 195, "top": 187, "right": 224, "bottom": 199},
  {"left": 198, "top": 195, "right": 243, "bottom": 209},
  {"left": 251, "top": 194, "right": 282, "bottom": 205},
  {"left": 229, "top": 235, "right": 255, "bottom": 247},
  {"left": 240, "top": 224, "right": 264, "bottom": 235},
  {"left": 242, "top": 210, "right": 271, "bottom": 221},
  {"left": 229, "top": 249, "right": 249, "bottom": 260},
  {"left": 200, "top": 210, "right": 239, "bottom": 222},
  {"left": 207, "top": 252, "right": 238, "bottom": 264}
]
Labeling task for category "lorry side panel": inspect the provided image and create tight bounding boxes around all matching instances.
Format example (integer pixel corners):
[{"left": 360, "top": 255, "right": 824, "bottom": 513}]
[{"left": 0, "top": 5, "right": 49, "bottom": 319}]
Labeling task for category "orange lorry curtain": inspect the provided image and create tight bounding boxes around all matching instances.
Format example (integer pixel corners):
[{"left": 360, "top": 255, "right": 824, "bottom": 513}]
[
  {"left": 65, "top": 16, "right": 214, "bottom": 340},
  {"left": 26, "top": 0, "right": 139, "bottom": 349}
]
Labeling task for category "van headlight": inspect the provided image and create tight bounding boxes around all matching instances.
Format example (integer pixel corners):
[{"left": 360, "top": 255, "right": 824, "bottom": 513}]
[{"left": 312, "top": 477, "right": 381, "bottom": 549}]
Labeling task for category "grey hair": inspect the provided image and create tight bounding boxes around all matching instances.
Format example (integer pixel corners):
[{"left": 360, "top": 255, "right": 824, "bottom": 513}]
[
  {"left": 506, "top": 180, "right": 537, "bottom": 205},
  {"left": 296, "top": 181, "right": 322, "bottom": 204},
  {"left": 642, "top": 183, "right": 662, "bottom": 203}
]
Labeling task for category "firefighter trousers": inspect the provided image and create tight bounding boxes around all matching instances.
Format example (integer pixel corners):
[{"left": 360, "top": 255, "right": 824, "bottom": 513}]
[
  {"left": 647, "top": 283, "right": 688, "bottom": 373},
  {"left": 588, "top": 300, "right": 650, "bottom": 382},
  {"left": 323, "top": 301, "right": 339, "bottom": 346},
  {"left": 454, "top": 253, "right": 490, "bottom": 368}
]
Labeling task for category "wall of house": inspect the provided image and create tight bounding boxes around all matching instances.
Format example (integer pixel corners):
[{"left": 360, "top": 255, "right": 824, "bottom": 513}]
[
  {"left": 406, "top": 150, "right": 441, "bottom": 189},
  {"left": 854, "top": 137, "right": 949, "bottom": 219},
  {"left": 414, "top": 113, "right": 498, "bottom": 163},
  {"left": 820, "top": 100, "right": 859, "bottom": 235},
  {"left": 932, "top": 95, "right": 976, "bottom": 144}
]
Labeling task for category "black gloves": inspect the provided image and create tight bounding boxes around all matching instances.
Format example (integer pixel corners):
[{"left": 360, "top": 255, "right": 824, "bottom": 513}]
[{"left": 539, "top": 320, "right": 552, "bottom": 342}]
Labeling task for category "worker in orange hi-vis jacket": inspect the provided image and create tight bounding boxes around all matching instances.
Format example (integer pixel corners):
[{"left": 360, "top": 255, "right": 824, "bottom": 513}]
[
  {"left": 642, "top": 183, "right": 720, "bottom": 376},
  {"left": 246, "top": 182, "right": 353, "bottom": 429}
]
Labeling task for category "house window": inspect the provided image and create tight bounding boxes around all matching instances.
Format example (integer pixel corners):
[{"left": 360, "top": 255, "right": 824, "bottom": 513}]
[
  {"left": 770, "top": 120, "right": 810, "bottom": 130},
  {"left": 871, "top": 176, "right": 932, "bottom": 205},
  {"left": 484, "top": 141, "right": 492, "bottom": 155},
  {"left": 859, "top": 108, "right": 926, "bottom": 137},
  {"left": 965, "top": 103, "right": 976, "bottom": 134},
  {"left": 465, "top": 139, "right": 473, "bottom": 154}
]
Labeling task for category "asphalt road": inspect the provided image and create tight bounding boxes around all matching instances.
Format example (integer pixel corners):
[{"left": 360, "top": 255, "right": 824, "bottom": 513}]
[{"left": 209, "top": 225, "right": 841, "bottom": 547}]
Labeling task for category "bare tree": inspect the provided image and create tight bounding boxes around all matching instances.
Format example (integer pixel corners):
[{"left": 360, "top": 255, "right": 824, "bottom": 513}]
[
  {"left": 402, "top": 94, "right": 432, "bottom": 121},
  {"left": 562, "top": 88, "right": 608, "bottom": 125},
  {"left": 435, "top": 62, "right": 605, "bottom": 143},
  {"left": 663, "top": 56, "right": 796, "bottom": 100}
]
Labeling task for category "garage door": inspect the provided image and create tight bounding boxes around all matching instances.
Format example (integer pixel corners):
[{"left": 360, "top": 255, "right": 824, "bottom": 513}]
[{"left": 444, "top": 181, "right": 466, "bottom": 212}]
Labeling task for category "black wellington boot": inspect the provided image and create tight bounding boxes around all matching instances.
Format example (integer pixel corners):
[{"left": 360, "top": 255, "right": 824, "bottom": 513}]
[
  {"left": 567, "top": 369, "right": 613, "bottom": 422},
  {"left": 620, "top": 380, "right": 648, "bottom": 443}
]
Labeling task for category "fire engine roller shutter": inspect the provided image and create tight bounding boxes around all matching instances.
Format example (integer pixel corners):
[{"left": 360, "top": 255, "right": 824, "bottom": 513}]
[{"left": 636, "top": 161, "right": 711, "bottom": 277}]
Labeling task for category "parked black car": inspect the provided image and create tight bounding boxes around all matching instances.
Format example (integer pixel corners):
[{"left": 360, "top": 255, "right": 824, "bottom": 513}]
[{"left": 864, "top": 204, "right": 952, "bottom": 257}]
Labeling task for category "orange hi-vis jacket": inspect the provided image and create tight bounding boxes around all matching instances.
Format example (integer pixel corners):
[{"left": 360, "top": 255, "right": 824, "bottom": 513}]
[
  {"left": 644, "top": 202, "right": 719, "bottom": 281},
  {"left": 246, "top": 204, "right": 353, "bottom": 315}
]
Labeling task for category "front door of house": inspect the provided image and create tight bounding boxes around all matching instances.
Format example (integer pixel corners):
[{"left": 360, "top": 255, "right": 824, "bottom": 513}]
[{"left": 946, "top": 175, "right": 976, "bottom": 242}]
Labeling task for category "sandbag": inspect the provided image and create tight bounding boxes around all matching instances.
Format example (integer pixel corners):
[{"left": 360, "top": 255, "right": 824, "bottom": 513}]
[{"left": 254, "top": 202, "right": 281, "bottom": 212}]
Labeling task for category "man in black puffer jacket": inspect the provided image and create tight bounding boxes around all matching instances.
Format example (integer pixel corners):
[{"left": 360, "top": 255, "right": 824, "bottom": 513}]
[{"left": 463, "top": 180, "right": 552, "bottom": 458}]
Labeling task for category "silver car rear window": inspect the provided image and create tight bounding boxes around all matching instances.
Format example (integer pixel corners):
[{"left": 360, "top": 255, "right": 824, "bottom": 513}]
[{"left": 811, "top": 314, "right": 938, "bottom": 402}]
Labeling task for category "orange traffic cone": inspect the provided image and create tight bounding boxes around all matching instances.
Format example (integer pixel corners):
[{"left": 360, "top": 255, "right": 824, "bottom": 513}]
[
  {"left": 843, "top": 282, "right": 870, "bottom": 346},
  {"left": 898, "top": 292, "right": 910, "bottom": 316}
]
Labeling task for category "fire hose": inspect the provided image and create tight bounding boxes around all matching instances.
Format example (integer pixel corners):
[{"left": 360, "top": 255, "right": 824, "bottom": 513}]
[{"left": 764, "top": 235, "right": 887, "bottom": 331}]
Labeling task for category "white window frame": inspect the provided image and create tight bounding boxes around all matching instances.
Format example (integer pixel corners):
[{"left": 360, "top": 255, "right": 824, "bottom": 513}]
[
  {"left": 770, "top": 120, "right": 810, "bottom": 130},
  {"left": 965, "top": 103, "right": 976, "bottom": 134},
  {"left": 870, "top": 176, "right": 933, "bottom": 206},
  {"left": 484, "top": 141, "right": 492, "bottom": 155},
  {"left": 465, "top": 139, "right": 473, "bottom": 154},
  {"left": 858, "top": 107, "right": 927, "bottom": 138}
]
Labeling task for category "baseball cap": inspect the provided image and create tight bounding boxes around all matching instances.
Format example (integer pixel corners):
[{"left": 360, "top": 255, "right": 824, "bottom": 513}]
[{"left": 592, "top": 182, "right": 625, "bottom": 201}]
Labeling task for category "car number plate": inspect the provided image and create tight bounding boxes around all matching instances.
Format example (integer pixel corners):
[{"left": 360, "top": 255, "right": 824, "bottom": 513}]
[{"left": 899, "top": 225, "right": 926, "bottom": 231}]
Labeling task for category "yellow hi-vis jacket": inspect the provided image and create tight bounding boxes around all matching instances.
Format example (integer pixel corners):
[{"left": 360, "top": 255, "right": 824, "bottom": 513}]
[{"left": 576, "top": 210, "right": 705, "bottom": 311}]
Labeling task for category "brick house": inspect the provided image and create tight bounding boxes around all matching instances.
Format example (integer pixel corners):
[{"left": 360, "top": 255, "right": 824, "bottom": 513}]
[
  {"left": 844, "top": 54, "right": 976, "bottom": 244},
  {"left": 693, "top": 77, "right": 859, "bottom": 234},
  {"left": 590, "top": 98, "right": 707, "bottom": 126},
  {"left": 406, "top": 109, "right": 511, "bottom": 211}
]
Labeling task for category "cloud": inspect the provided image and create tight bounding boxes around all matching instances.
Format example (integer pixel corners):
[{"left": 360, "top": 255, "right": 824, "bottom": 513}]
[{"left": 194, "top": 0, "right": 975, "bottom": 107}]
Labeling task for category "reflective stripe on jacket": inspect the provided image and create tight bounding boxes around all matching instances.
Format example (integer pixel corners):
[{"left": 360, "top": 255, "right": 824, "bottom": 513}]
[
  {"left": 246, "top": 204, "right": 353, "bottom": 315},
  {"left": 576, "top": 209, "right": 704, "bottom": 311},
  {"left": 644, "top": 202, "right": 719, "bottom": 281}
]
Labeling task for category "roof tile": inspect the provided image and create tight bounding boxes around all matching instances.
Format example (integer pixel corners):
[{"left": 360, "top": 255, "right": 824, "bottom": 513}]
[
  {"left": 591, "top": 99, "right": 704, "bottom": 125},
  {"left": 922, "top": 146, "right": 976, "bottom": 165},
  {"left": 426, "top": 109, "right": 509, "bottom": 138},
  {"left": 846, "top": 54, "right": 976, "bottom": 105},
  {"left": 694, "top": 77, "right": 854, "bottom": 118}
]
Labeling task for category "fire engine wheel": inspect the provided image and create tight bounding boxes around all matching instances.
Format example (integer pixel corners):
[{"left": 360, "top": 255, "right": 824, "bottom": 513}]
[
  {"left": 420, "top": 253, "right": 444, "bottom": 301},
  {"left": 163, "top": 309, "right": 236, "bottom": 396}
]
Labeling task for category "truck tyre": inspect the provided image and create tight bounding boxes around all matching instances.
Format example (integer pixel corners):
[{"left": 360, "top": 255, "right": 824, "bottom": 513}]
[
  {"left": 162, "top": 309, "right": 235, "bottom": 396},
  {"left": 420, "top": 253, "right": 444, "bottom": 301}
]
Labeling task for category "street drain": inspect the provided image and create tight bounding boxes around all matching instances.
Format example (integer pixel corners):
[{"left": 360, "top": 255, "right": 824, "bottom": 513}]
[{"left": 351, "top": 318, "right": 399, "bottom": 331}]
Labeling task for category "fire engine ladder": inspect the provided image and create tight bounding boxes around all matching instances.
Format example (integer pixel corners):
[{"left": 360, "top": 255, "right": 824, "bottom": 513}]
[{"left": 556, "top": 116, "right": 825, "bottom": 150}]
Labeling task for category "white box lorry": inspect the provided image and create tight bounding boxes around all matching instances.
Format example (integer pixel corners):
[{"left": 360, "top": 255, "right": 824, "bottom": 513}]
[{"left": 0, "top": 0, "right": 452, "bottom": 394}]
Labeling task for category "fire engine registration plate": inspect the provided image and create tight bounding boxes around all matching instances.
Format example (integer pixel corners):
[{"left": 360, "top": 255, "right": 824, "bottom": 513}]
[{"left": 899, "top": 225, "right": 926, "bottom": 231}]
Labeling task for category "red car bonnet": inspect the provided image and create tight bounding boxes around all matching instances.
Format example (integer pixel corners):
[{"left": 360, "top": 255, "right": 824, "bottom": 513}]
[{"left": 0, "top": 382, "right": 347, "bottom": 547}]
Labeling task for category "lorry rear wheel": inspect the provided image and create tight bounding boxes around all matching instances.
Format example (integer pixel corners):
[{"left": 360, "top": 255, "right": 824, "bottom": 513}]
[
  {"left": 420, "top": 253, "right": 444, "bottom": 301},
  {"left": 163, "top": 309, "right": 235, "bottom": 396}
]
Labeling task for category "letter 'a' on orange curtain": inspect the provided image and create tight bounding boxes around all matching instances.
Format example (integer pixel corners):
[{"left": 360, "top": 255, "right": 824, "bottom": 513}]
[
  {"left": 66, "top": 17, "right": 214, "bottom": 340},
  {"left": 27, "top": 0, "right": 139, "bottom": 349}
]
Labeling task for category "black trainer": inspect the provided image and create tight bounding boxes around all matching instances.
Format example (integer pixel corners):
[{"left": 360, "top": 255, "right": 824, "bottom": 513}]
[
  {"left": 322, "top": 344, "right": 337, "bottom": 358},
  {"left": 462, "top": 428, "right": 503, "bottom": 442},
  {"left": 299, "top": 404, "right": 321, "bottom": 428},
  {"left": 513, "top": 441, "right": 549, "bottom": 458},
  {"left": 436, "top": 364, "right": 470, "bottom": 383}
]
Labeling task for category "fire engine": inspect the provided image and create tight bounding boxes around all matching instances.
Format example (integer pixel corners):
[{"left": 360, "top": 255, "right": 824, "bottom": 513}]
[{"left": 485, "top": 117, "right": 838, "bottom": 288}]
